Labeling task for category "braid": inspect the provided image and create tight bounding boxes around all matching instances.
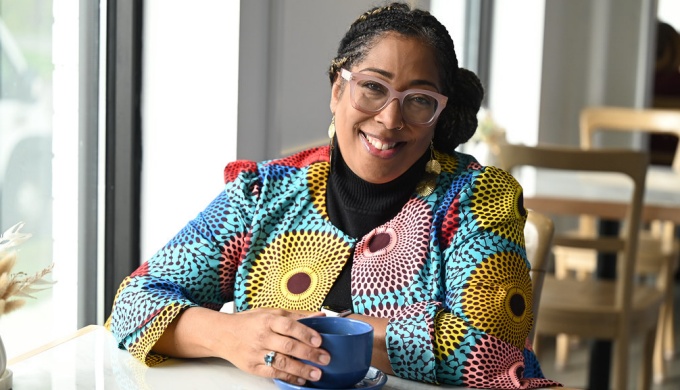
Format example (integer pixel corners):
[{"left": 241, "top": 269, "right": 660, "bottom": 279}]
[{"left": 329, "top": 2, "right": 483, "bottom": 152}]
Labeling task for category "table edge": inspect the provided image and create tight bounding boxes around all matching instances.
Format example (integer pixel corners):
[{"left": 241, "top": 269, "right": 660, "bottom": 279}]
[{"left": 7, "top": 324, "right": 104, "bottom": 365}]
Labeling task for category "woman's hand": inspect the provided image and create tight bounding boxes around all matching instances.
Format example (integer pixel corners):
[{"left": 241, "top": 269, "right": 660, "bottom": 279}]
[
  {"left": 222, "top": 308, "right": 330, "bottom": 385},
  {"left": 153, "top": 306, "right": 330, "bottom": 386}
]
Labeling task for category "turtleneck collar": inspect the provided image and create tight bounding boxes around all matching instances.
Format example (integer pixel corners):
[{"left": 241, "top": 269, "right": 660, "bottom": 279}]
[{"left": 325, "top": 141, "right": 429, "bottom": 238}]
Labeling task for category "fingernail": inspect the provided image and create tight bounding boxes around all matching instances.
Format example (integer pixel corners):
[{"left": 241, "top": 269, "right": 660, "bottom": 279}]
[
  {"left": 319, "top": 354, "right": 330, "bottom": 365},
  {"left": 297, "top": 378, "right": 306, "bottom": 385},
  {"left": 311, "top": 336, "right": 322, "bottom": 346},
  {"left": 310, "top": 370, "right": 321, "bottom": 381}
]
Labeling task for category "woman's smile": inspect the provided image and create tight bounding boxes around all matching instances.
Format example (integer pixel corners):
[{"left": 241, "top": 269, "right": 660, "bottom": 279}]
[{"left": 360, "top": 131, "right": 404, "bottom": 156}]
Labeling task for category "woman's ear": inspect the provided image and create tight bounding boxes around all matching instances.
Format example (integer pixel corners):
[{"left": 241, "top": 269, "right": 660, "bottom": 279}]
[{"left": 330, "top": 80, "right": 342, "bottom": 113}]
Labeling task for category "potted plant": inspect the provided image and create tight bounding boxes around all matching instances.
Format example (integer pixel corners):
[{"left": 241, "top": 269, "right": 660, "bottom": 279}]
[{"left": 0, "top": 222, "right": 54, "bottom": 389}]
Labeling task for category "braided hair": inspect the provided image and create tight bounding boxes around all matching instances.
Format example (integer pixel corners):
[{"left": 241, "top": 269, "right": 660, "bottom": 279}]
[{"left": 328, "top": 2, "right": 484, "bottom": 153}]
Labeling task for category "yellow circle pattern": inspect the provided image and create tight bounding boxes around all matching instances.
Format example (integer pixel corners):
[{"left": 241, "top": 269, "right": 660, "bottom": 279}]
[
  {"left": 434, "top": 149, "right": 459, "bottom": 174},
  {"left": 434, "top": 311, "right": 470, "bottom": 361},
  {"left": 469, "top": 166, "right": 525, "bottom": 243},
  {"left": 308, "top": 162, "right": 330, "bottom": 218},
  {"left": 247, "top": 230, "right": 351, "bottom": 311},
  {"left": 461, "top": 251, "right": 533, "bottom": 348}
]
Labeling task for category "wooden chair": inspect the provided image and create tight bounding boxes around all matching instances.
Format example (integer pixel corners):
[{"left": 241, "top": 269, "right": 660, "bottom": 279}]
[
  {"left": 498, "top": 142, "right": 664, "bottom": 390},
  {"left": 524, "top": 209, "right": 554, "bottom": 346},
  {"left": 567, "top": 106, "right": 680, "bottom": 381},
  {"left": 580, "top": 106, "right": 680, "bottom": 173}
]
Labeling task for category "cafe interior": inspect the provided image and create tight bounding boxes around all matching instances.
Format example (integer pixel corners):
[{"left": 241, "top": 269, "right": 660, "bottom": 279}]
[{"left": 1, "top": 0, "right": 679, "bottom": 389}]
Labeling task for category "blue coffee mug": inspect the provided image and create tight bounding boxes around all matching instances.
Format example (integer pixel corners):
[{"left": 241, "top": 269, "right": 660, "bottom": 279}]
[{"left": 298, "top": 317, "right": 373, "bottom": 389}]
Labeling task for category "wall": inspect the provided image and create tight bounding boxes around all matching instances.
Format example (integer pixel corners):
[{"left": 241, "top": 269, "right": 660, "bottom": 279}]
[
  {"left": 488, "top": 0, "right": 656, "bottom": 148},
  {"left": 141, "top": 1, "right": 240, "bottom": 261},
  {"left": 488, "top": 0, "right": 545, "bottom": 146},
  {"left": 237, "top": 0, "right": 431, "bottom": 161}
]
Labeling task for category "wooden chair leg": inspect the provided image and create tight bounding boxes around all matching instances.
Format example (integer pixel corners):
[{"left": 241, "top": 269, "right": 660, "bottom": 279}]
[
  {"left": 532, "top": 334, "right": 541, "bottom": 357},
  {"left": 654, "top": 251, "right": 677, "bottom": 384},
  {"left": 663, "top": 256, "right": 677, "bottom": 360},
  {"left": 661, "top": 224, "right": 678, "bottom": 360},
  {"left": 663, "top": 304, "right": 675, "bottom": 360},
  {"left": 642, "top": 327, "right": 657, "bottom": 390},
  {"left": 654, "top": 310, "right": 666, "bottom": 384},
  {"left": 555, "top": 333, "right": 570, "bottom": 371},
  {"left": 613, "top": 340, "right": 628, "bottom": 390}
]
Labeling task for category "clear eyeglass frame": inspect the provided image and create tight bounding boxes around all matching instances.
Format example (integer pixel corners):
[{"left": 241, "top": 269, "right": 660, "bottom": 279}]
[{"left": 340, "top": 68, "right": 448, "bottom": 126}]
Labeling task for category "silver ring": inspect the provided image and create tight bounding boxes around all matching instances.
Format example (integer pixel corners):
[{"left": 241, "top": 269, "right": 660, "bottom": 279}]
[
  {"left": 264, "top": 351, "right": 276, "bottom": 367},
  {"left": 396, "top": 122, "right": 404, "bottom": 130}
]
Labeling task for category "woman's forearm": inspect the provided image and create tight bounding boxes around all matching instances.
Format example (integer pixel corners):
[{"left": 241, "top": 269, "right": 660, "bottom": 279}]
[
  {"left": 153, "top": 306, "right": 231, "bottom": 359},
  {"left": 152, "top": 306, "right": 331, "bottom": 385}
]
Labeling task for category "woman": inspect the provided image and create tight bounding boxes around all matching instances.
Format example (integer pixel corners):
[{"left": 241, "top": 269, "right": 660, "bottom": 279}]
[{"left": 108, "top": 3, "right": 560, "bottom": 388}]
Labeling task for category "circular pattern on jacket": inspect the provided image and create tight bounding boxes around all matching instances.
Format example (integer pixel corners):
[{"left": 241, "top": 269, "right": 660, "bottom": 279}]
[
  {"left": 469, "top": 167, "right": 525, "bottom": 243},
  {"left": 246, "top": 230, "right": 350, "bottom": 311},
  {"left": 281, "top": 267, "right": 317, "bottom": 300},
  {"left": 460, "top": 251, "right": 533, "bottom": 348},
  {"left": 463, "top": 334, "right": 526, "bottom": 389},
  {"left": 308, "top": 162, "right": 330, "bottom": 218},
  {"left": 434, "top": 312, "right": 469, "bottom": 361},
  {"left": 352, "top": 198, "right": 431, "bottom": 312},
  {"left": 435, "top": 149, "right": 458, "bottom": 174}
]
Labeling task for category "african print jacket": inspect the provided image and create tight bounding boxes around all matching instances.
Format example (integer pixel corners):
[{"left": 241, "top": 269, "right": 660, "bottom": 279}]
[{"left": 107, "top": 146, "right": 561, "bottom": 389}]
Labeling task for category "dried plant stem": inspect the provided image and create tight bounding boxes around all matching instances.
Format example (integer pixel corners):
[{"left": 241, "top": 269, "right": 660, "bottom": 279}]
[{"left": 0, "top": 222, "right": 55, "bottom": 317}]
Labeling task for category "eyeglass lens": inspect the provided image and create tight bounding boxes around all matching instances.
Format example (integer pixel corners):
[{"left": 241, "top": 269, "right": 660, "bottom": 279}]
[{"left": 351, "top": 78, "right": 440, "bottom": 125}]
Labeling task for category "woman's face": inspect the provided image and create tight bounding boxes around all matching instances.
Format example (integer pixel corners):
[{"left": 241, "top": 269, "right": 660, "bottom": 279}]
[{"left": 330, "top": 32, "right": 441, "bottom": 184}]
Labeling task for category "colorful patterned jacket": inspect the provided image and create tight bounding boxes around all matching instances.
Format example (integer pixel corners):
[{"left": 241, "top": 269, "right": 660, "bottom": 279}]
[{"left": 107, "top": 146, "right": 560, "bottom": 389}]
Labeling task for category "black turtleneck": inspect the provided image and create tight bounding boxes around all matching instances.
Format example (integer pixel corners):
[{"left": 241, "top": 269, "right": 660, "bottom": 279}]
[{"left": 322, "top": 143, "right": 429, "bottom": 310}]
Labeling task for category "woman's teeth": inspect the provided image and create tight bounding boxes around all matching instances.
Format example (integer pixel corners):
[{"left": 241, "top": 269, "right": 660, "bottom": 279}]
[{"left": 365, "top": 134, "right": 397, "bottom": 150}]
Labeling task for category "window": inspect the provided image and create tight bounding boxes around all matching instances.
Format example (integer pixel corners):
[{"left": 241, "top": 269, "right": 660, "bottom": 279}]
[
  {"left": 141, "top": 0, "right": 240, "bottom": 261},
  {"left": 0, "top": 0, "right": 99, "bottom": 358}
]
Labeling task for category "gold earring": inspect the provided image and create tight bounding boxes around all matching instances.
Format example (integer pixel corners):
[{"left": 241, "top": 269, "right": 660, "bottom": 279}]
[
  {"left": 425, "top": 141, "right": 441, "bottom": 175},
  {"left": 328, "top": 117, "right": 336, "bottom": 164},
  {"left": 328, "top": 116, "right": 336, "bottom": 139},
  {"left": 416, "top": 141, "right": 440, "bottom": 197}
]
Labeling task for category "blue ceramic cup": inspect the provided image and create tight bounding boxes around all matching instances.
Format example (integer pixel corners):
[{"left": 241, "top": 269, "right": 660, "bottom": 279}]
[{"left": 298, "top": 317, "right": 373, "bottom": 389}]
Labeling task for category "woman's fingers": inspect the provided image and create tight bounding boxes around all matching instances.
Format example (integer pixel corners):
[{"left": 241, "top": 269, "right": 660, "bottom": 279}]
[
  {"left": 268, "top": 312, "right": 323, "bottom": 347},
  {"left": 262, "top": 313, "right": 330, "bottom": 364},
  {"left": 229, "top": 308, "right": 330, "bottom": 385},
  {"left": 256, "top": 350, "right": 322, "bottom": 385}
]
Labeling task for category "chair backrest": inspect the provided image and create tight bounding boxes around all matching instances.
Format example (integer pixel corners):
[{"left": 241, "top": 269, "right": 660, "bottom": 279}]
[
  {"left": 580, "top": 106, "right": 680, "bottom": 173},
  {"left": 524, "top": 209, "right": 554, "bottom": 344},
  {"left": 498, "top": 143, "right": 648, "bottom": 311}
]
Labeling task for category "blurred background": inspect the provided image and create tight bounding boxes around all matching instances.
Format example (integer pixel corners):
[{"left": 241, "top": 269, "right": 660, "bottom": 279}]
[{"left": 0, "top": 3, "right": 678, "bottom": 386}]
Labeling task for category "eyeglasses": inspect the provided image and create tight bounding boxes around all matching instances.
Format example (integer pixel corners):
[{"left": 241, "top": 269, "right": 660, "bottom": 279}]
[{"left": 340, "top": 68, "right": 448, "bottom": 126}]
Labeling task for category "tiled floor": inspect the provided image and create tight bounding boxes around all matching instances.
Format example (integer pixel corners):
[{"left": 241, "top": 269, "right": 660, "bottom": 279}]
[{"left": 535, "top": 280, "right": 680, "bottom": 390}]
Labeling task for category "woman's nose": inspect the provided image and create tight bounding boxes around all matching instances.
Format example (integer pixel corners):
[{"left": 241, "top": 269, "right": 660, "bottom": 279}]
[{"left": 375, "top": 99, "right": 404, "bottom": 130}]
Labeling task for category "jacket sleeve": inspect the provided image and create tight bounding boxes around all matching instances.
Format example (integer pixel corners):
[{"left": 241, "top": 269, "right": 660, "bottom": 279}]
[
  {"left": 106, "top": 161, "right": 260, "bottom": 366},
  {"left": 386, "top": 166, "right": 561, "bottom": 389}
]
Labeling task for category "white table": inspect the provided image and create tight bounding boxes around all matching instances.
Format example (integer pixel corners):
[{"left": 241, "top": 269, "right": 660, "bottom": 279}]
[
  {"left": 7, "top": 325, "right": 574, "bottom": 389},
  {"left": 521, "top": 166, "right": 680, "bottom": 223}
]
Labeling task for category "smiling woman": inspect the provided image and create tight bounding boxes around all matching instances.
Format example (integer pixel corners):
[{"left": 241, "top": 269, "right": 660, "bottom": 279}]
[{"left": 107, "top": 3, "right": 560, "bottom": 389}]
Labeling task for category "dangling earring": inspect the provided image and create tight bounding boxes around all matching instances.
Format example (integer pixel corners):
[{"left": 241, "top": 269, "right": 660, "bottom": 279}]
[
  {"left": 328, "top": 116, "right": 336, "bottom": 139},
  {"left": 416, "top": 141, "right": 440, "bottom": 197},
  {"left": 425, "top": 141, "right": 441, "bottom": 175},
  {"left": 328, "top": 116, "right": 336, "bottom": 164}
]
